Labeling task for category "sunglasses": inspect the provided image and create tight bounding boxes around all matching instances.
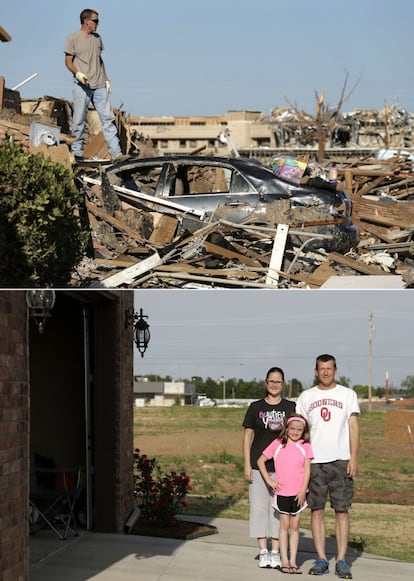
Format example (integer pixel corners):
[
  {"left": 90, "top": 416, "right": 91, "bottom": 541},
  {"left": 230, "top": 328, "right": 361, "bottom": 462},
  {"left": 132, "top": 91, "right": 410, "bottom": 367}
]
[{"left": 89, "top": 18, "right": 99, "bottom": 23}]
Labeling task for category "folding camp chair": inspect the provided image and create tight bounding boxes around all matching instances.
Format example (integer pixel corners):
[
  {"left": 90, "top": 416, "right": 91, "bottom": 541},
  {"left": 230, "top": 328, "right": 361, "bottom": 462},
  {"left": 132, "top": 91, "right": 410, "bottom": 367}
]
[{"left": 29, "top": 465, "right": 83, "bottom": 540}]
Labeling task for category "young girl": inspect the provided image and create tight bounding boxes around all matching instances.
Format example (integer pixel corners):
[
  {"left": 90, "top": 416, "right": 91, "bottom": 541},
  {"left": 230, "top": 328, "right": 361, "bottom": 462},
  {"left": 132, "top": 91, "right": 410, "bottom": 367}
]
[{"left": 257, "top": 414, "right": 313, "bottom": 574}]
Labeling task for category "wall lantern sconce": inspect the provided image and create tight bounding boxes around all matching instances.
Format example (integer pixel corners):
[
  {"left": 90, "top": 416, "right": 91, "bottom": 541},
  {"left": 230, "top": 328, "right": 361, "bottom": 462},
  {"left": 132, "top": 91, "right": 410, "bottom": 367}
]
[
  {"left": 125, "top": 307, "right": 150, "bottom": 358},
  {"left": 26, "top": 290, "right": 56, "bottom": 334}
]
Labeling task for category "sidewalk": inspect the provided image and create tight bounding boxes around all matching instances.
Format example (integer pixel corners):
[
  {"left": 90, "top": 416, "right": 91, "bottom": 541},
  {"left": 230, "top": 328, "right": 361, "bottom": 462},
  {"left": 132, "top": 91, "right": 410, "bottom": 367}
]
[{"left": 30, "top": 515, "right": 414, "bottom": 580}]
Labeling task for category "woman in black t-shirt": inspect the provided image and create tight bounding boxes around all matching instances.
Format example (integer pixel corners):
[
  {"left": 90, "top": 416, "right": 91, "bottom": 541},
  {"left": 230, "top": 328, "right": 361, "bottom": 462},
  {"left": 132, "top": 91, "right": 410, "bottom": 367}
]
[{"left": 242, "top": 366, "right": 296, "bottom": 569}]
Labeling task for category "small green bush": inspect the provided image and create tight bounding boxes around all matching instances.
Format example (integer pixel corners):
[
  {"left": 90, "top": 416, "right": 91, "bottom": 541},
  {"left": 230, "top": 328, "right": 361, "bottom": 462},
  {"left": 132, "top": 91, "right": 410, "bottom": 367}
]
[{"left": 0, "top": 142, "right": 88, "bottom": 286}]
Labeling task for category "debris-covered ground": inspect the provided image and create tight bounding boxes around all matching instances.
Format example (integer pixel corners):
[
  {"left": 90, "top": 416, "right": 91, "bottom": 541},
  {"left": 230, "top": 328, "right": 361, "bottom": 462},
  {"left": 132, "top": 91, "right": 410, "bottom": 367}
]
[
  {"left": 1, "top": 87, "right": 414, "bottom": 289},
  {"left": 72, "top": 152, "right": 414, "bottom": 289}
]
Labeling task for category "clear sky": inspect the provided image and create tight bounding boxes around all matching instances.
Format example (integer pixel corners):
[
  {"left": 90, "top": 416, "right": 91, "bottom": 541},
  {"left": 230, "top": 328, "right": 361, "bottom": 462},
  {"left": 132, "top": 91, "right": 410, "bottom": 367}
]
[
  {"left": 2, "top": 0, "right": 413, "bottom": 117},
  {"left": 134, "top": 290, "right": 414, "bottom": 390}
]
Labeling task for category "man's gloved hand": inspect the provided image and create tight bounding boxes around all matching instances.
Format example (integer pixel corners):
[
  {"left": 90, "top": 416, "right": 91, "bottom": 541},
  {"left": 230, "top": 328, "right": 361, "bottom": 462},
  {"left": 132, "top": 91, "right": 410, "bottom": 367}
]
[
  {"left": 105, "top": 80, "right": 112, "bottom": 94},
  {"left": 75, "top": 71, "right": 88, "bottom": 84}
]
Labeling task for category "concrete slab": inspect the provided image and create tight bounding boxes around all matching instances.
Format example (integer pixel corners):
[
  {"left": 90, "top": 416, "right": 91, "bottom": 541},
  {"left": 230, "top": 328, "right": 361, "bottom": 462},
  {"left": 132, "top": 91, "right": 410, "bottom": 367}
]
[{"left": 29, "top": 516, "right": 414, "bottom": 580}]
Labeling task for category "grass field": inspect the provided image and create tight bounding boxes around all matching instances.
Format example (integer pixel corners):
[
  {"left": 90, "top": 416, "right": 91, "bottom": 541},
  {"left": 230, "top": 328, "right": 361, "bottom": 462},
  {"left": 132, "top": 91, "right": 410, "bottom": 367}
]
[{"left": 133, "top": 406, "right": 414, "bottom": 562}]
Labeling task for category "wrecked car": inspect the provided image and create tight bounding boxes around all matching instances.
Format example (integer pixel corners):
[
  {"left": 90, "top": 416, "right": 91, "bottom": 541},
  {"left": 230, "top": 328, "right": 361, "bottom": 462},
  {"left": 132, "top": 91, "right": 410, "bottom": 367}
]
[{"left": 80, "top": 155, "right": 359, "bottom": 254}]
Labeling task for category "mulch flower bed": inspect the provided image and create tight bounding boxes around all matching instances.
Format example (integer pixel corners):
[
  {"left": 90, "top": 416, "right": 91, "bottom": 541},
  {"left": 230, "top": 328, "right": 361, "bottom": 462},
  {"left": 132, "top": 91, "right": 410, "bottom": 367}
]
[{"left": 131, "top": 517, "right": 218, "bottom": 540}]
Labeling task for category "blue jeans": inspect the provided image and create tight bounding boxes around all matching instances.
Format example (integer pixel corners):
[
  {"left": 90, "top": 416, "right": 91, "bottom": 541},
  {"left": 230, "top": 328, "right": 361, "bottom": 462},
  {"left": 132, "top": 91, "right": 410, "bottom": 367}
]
[{"left": 71, "top": 83, "right": 122, "bottom": 158}]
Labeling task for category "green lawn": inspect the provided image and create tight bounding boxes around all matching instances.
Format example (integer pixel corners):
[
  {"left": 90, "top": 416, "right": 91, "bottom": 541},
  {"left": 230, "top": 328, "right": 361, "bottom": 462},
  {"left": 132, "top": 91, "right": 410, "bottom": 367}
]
[{"left": 134, "top": 407, "right": 414, "bottom": 562}]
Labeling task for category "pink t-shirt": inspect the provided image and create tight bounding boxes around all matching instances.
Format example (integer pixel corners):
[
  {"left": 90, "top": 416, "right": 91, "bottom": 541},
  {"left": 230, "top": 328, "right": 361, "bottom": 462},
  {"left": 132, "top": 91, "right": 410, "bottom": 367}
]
[{"left": 262, "top": 438, "right": 313, "bottom": 496}]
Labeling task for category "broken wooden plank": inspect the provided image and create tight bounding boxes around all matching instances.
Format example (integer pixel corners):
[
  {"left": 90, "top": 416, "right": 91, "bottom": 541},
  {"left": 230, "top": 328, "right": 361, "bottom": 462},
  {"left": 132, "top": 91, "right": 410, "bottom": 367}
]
[
  {"left": 266, "top": 224, "right": 289, "bottom": 285},
  {"left": 90, "top": 251, "right": 167, "bottom": 287},
  {"left": 306, "top": 261, "right": 338, "bottom": 288},
  {"left": 29, "top": 143, "right": 72, "bottom": 169},
  {"left": 94, "top": 258, "right": 138, "bottom": 268},
  {"left": 363, "top": 241, "right": 414, "bottom": 253},
  {"left": 353, "top": 198, "right": 414, "bottom": 229},
  {"left": 352, "top": 175, "right": 390, "bottom": 198},
  {"left": 149, "top": 214, "right": 178, "bottom": 245},
  {"left": 358, "top": 221, "right": 412, "bottom": 244},
  {"left": 343, "top": 170, "right": 353, "bottom": 195},
  {"left": 136, "top": 270, "right": 282, "bottom": 289},
  {"left": 0, "top": 27, "right": 12, "bottom": 42},
  {"left": 328, "top": 252, "right": 392, "bottom": 275},
  {"left": 0, "top": 118, "right": 30, "bottom": 136},
  {"left": 85, "top": 200, "right": 149, "bottom": 244},
  {"left": 156, "top": 263, "right": 262, "bottom": 279},
  {"left": 204, "top": 240, "right": 260, "bottom": 267}
]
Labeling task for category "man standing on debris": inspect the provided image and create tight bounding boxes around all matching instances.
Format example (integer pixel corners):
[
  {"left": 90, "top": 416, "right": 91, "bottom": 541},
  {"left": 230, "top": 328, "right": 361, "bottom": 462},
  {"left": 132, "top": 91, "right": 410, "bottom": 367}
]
[
  {"left": 296, "top": 354, "right": 360, "bottom": 579},
  {"left": 64, "top": 8, "right": 127, "bottom": 163}
]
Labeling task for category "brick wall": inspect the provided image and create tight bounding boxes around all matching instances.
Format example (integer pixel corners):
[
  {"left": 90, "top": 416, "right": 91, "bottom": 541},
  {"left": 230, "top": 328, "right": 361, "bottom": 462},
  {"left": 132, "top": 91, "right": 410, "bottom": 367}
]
[
  {"left": 0, "top": 291, "right": 29, "bottom": 581},
  {"left": 114, "top": 291, "right": 135, "bottom": 531}
]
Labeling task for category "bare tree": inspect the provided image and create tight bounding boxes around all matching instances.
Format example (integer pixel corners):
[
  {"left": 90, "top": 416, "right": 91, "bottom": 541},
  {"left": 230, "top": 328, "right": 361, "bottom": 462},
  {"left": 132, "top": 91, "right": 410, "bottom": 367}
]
[{"left": 286, "top": 70, "right": 362, "bottom": 163}]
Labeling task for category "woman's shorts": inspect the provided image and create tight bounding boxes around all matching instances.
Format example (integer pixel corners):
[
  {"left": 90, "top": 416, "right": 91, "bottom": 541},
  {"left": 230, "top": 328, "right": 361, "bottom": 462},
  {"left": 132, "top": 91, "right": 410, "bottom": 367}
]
[{"left": 307, "top": 460, "right": 354, "bottom": 512}]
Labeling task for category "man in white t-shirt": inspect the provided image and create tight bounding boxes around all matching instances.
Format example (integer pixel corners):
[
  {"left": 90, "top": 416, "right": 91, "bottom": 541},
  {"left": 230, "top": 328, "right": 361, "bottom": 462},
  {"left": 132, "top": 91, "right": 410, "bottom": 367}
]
[{"left": 296, "top": 354, "right": 360, "bottom": 579}]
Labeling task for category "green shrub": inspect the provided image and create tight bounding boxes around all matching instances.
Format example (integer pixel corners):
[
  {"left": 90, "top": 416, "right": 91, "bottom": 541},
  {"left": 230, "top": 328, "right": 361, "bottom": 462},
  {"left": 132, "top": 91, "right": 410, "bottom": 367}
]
[{"left": 0, "top": 142, "right": 88, "bottom": 286}]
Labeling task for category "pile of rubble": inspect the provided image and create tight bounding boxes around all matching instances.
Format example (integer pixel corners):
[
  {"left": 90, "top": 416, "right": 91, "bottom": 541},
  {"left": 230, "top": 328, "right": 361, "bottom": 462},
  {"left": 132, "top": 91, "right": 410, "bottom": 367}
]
[
  {"left": 73, "top": 152, "right": 414, "bottom": 289},
  {"left": 1, "top": 80, "right": 413, "bottom": 289},
  {"left": 268, "top": 105, "right": 412, "bottom": 150}
]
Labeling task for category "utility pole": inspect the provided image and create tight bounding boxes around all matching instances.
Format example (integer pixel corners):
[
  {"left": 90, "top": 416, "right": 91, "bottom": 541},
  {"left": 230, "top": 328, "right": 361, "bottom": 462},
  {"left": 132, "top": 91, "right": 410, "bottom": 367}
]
[
  {"left": 219, "top": 376, "right": 226, "bottom": 402},
  {"left": 385, "top": 370, "right": 389, "bottom": 402},
  {"left": 368, "top": 312, "right": 374, "bottom": 411}
]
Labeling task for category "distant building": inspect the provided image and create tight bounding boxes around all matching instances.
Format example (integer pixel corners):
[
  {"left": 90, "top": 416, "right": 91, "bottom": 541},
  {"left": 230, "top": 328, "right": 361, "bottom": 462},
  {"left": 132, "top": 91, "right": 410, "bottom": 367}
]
[
  {"left": 128, "top": 106, "right": 413, "bottom": 161},
  {"left": 128, "top": 110, "right": 270, "bottom": 156},
  {"left": 134, "top": 377, "right": 196, "bottom": 406}
]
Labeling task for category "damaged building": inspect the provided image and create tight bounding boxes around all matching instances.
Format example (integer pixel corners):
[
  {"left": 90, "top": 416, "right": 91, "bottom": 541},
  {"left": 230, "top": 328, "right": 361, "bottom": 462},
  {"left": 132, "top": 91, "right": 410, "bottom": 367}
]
[{"left": 128, "top": 105, "right": 414, "bottom": 160}]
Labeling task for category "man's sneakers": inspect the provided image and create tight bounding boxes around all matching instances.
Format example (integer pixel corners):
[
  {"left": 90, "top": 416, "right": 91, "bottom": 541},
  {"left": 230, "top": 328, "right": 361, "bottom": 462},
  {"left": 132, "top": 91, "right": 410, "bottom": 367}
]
[
  {"left": 335, "top": 560, "right": 352, "bottom": 579},
  {"left": 258, "top": 550, "right": 280, "bottom": 569},
  {"left": 309, "top": 558, "right": 329, "bottom": 575},
  {"left": 308, "top": 559, "right": 352, "bottom": 578}
]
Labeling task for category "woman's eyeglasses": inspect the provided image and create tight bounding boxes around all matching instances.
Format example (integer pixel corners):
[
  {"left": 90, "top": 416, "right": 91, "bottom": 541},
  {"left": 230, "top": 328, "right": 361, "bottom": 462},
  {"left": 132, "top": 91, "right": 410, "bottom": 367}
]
[{"left": 267, "top": 380, "right": 283, "bottom": 386}]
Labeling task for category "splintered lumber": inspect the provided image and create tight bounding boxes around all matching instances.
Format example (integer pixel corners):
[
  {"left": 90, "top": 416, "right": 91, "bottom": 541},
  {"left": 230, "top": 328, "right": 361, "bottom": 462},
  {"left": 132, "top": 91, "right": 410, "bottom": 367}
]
[
  {"left": 306, "top": 261, "right": 338, "bottom": 288},
  {"left": 0, "top": 118, "right": 30, "bottom": 138},
  {"left": 328, "top": 252, "right": 392, "bottom": 275},
  {"left": 155, "top": 263, "right": 262, "bottom": 279},
  {"left": 353, "top": 198, "right": 414, "bottom": 229},
  {"left": 0, "top": 27, "right": 12, "bottom": 42},
  {"left": 29, "top": 143, "right": 72, "bottom": 169},
  {"left": 91, "top": 251, "right": 166, "bottom": 287},
  {"left": 266, "top": 224, "right": 289, "bottom": 285},
  {"left": 85, "top": 200, "right": 148, "bottom": 243},
  {"left": 139, "top": 271, "right": 280, "bottom": 289},
  {"left": 149, "top": 214, "right": 178, "bottom": 245},
  {"left": 203, "top": 241, "right": 260, "bottom": 267}
]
